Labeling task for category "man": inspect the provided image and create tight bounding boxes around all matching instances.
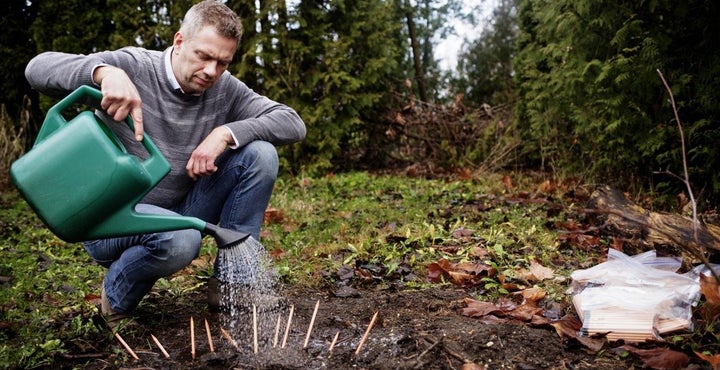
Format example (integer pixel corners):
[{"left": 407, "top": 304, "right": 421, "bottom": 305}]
[{"left": 25, "top": 0, "right": 305, "bottom": 326}]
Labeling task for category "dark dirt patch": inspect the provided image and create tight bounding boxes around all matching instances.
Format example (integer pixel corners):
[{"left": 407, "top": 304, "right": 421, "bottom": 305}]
[{"left": 51, "top": 284, "right": 641, "bottom": 369}]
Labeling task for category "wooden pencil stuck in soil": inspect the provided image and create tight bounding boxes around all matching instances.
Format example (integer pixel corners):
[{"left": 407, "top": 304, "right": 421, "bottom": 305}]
[
  {"left": 273, "top": 313, "right": 282, "bottom": 348},
  {"left": 190, "top": 316, "right": 196, "bottom": 360},
  {"left": 114, "top": 332, "right": 139, "bottom": 360},
  {"left": 151, "top": 334, "right": 170, "bottom": 358},
  {"left": 304, "top": 299, "right": 320, "bottom": 348},
  {"left": 355, "top": 311, "right": 378, "bottom": 356},
  {"left": 204, "top": 319, "right": 214, "bottom": 352},
  {"left": 282, "top": 304, "right": 295, "bottom": 348},
  {"left": 221, "top": 327, "right": 239, "bottom": 350},
  {"left": 328, "top": 330, "right": 340, "bottom": 356},
  {"left": 253, "top": 304, "right": 258, "bottom": 354}
]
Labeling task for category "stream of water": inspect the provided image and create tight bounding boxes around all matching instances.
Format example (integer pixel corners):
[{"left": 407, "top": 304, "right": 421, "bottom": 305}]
[{"left": 215, "top": 236, "right": 286, "bottom": 348}]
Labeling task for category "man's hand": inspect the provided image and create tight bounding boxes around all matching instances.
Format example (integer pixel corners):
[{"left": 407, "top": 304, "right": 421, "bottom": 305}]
[
  {"left": 186, "top": 127, "right": 233, "bottom": 180},
  {"left": 93, "top": 66, "right": 144, "bottom": 141}
]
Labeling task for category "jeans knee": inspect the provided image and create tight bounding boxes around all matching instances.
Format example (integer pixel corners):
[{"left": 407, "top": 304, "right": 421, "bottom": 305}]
[
  {"left": 160, "top": 229, "right": 202, "bottom": 270},
  {"left": 244, "top": 141, "right": 279, "bottom": 181}
]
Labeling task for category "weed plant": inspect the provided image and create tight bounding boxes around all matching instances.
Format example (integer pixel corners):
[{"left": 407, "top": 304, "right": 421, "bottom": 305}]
[{"left": 0, "top": 104, "right": 29, "bottom": 188}]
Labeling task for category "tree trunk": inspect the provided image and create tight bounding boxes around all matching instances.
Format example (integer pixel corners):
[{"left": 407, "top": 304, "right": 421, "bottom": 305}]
[{"left": 403, "top": 0, "right": 428, "bottom": 103}]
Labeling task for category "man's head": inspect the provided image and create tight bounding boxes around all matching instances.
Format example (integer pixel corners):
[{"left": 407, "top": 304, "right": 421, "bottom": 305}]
[
  {"left": 179, "top": 0, "right": 243, "bottom": 44},
  {"left": 171, "top": 0, "right": 243, "bottom": 94}
]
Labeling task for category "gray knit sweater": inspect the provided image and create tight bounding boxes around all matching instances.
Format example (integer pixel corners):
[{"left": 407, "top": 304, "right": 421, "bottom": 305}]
[{"left": 25, "top": 47, "right": 306, "bottom": 208}]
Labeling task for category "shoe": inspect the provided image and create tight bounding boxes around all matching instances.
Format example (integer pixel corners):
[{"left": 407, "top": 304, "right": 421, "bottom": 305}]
[
  {"left": 206, "top": 276, "right": 287, "bottom": 313},
  {"left": 207, "top": 276, "right": 221, "bottom": 312},
  {"left": 101, "top": 287, "right": 136, "bottom": 330}
]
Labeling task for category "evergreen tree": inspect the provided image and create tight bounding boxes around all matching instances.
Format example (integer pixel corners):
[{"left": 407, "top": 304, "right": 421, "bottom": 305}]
[
  {"left": 514, "top": 0, "right": 720, "bottom": 206},
  {"left": 248, "top": 0, "right": 404, "bottom": 173},
  {"left": 452, "top": 0, "right": 518, "bottom": 107},
  {"left": 0, "top": 0, "right": 41, "bottom": 138},
  {"left": 397, "top": 0, "right": 463, "bottom": 103},
  {"left": 31, "top": 0, "right": 113, "bottom": 53},
  {"left": 106, "top": 0, "right": 192, "bottom": 50}
]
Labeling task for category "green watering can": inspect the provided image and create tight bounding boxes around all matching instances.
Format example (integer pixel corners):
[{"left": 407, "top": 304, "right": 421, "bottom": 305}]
[{"left": 10, "top": 85, "right": 248, "bottom": 247}]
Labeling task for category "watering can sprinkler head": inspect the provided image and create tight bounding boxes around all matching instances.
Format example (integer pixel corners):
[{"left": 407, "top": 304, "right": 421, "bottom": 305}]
[{"left": 203, "top": 223, "right": 251, "bottom": 249}]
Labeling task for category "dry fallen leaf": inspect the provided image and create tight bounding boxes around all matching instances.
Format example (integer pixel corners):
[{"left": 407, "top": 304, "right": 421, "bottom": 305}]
[
  {"left": 461, "top": 363, "right": 486, "bottom": 370},
  {"left": 621, "top": 345, "right": 689, "bottom": 370},
  {"left": 507, "top": 304, "right": 543, "bottom": 322},
  {"left": 528, "top": 260, "right": 554, "bottom": 281},
  {"left": 516, "top": 287, "right": 546, "bottom": 304},
  {"left": 263, "top": 207, "right": 285, "bottom": 224},
  {"left": 268, "top": 248, "right": 287, "bottom": 259},
  {"left": 549, "top": 315, "right": 605, "bottom": 352},
  {"left": 501, "top": 174, "right": 514, "bottom": 191},
  {"left": 538, "top": 179, "right": 556, "bottom": 194},
  {"left": 461, "top": 294, "right": 549, "bottom": 326},
  {"left": 550, "top": 314, "right": 582, "bottom": 339},
  {"left": 695, "top": 351, "right": 720, "bottom": 370},
  {"left": 427, "top": 259, "right": 496, "bottom": 287},
  {"left": 469, "top": 246, "right": 489, "bottom": 258},
  {"left": 451, "top": 227, "right": 474, "bottom": 241},
  {"left": 700, "top": 273, "right": 720, "bottom": 306},
  {"left": 457, "top": 168, "right": 472, "bottom": 180},
  {"left": 460, "top": 298, "right": 509, "bottom": 318}
]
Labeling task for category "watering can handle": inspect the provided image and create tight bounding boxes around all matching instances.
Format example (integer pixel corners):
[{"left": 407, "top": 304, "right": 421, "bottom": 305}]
[{"left": 40, "top": 85, "right": 170, "bottom": 179}]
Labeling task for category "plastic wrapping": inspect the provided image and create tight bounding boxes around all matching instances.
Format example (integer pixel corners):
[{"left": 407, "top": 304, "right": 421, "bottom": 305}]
[{"left": 569, "top": 249, "right": 700, "bottom": 342}]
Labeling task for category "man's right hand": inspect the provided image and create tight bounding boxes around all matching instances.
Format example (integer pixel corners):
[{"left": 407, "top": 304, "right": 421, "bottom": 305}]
[{"left": 92, "top": 66, "right": 144, "bottom": 141}]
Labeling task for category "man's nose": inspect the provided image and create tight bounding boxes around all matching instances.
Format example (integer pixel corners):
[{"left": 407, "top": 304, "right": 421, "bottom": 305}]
[{"left": 203, "top": 61, "right": 218, "bottom": 78}]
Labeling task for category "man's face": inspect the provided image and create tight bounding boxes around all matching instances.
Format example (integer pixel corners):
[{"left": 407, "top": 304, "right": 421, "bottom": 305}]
[{"left": 171, "top": 26, "right": 237, "bottom": 94}]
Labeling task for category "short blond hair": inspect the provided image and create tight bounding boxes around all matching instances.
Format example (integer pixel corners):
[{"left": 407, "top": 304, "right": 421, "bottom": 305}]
[{"left": 180, "top": 0, "right": 243, "bottom": 44}]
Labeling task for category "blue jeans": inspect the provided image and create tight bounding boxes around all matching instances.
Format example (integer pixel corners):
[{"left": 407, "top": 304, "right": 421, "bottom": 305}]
[{"left": 84, "top": 141, "right": 278, "bottom": 313}]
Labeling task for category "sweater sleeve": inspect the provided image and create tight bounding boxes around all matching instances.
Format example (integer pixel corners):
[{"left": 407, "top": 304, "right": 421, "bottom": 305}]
[
  {"left": 222, "top": 78, "right": 306, "bottom": 148},
  {"left": 25, "top": 52, "right": 104, "bottom": 99}
]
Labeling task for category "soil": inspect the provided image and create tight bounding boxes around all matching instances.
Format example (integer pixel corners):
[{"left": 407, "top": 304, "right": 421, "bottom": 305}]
[{"left": 52, "top": 283, "right": 641, "bottom": 370}]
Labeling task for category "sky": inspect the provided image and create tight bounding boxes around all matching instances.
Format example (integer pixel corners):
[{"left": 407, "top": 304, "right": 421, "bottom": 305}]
[{"left": 436, "top": 0, "right": 496, "bottom": 71}]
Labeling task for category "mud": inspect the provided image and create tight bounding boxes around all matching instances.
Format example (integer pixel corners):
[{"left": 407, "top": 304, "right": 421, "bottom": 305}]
[{"left": 53, "top": 284, "right": 637, "bottom": 369}]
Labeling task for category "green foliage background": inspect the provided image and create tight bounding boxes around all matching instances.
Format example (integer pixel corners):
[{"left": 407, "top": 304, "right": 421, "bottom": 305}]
[
  {"left": 1, "top": 0, "right": 455, "bottom": 175},
  {"left": 514, "top": 0, "right": 720, "bottom": 206},
  {"left": 2, "top": 0, "right": 720, "bottom": 204}
]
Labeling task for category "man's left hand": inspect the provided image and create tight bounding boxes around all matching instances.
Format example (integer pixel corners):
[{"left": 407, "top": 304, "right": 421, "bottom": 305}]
[{"left": 186, "top": 127, "right": 232, "bottom": 180}]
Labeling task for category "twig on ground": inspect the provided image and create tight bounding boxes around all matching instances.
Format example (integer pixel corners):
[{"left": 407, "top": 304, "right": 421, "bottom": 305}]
[
  {"left": 355, "top": 311, "right": 379, "bottom": 356},
  {"left": 114, "top": 332, "right": 139, "bottom": 360},
  {"left": 204, "top": 319, "right": 214, "bottom": 352},
  {"left": 304, "top": 299, "right": 320, "bottom": 348},
  {"left": 282, "top": 305, "right": 294, "bottom": 348},
  {"left": 58, "top": 353, "right": 106, "bottom": 360},
  {"left": 442, "top": 342, "right": 472, "bottom": 364},
  {"left": 220, "top": 328, "right": 239, "bottom": 350},
  {"left": 656, "top": 69, "right": 698, "bottom": 234},
  {"left": 414, "top": 336, "right": 443, "bottom": 368},
  {"left": 151, "top": 334, "right": 170, "bottom": 358}
]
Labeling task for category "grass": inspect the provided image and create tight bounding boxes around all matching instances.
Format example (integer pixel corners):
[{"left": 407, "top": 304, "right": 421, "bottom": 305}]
[
  {"left": 261, "top": 172, "right": 566, "bottom": 286},
  {"left": 0, "top": 169, "right": 597, "bottom": 369}
]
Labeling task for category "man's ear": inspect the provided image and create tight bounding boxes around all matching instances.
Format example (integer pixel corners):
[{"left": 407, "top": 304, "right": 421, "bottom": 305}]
[{"left": 173, "top": 31, "right": 184, "bottom": 51}]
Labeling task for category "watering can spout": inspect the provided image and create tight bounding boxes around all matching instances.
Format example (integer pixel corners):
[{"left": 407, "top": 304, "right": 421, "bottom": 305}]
[{"left": 86, "top": 208, "right": 250, "bottom": 248}]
